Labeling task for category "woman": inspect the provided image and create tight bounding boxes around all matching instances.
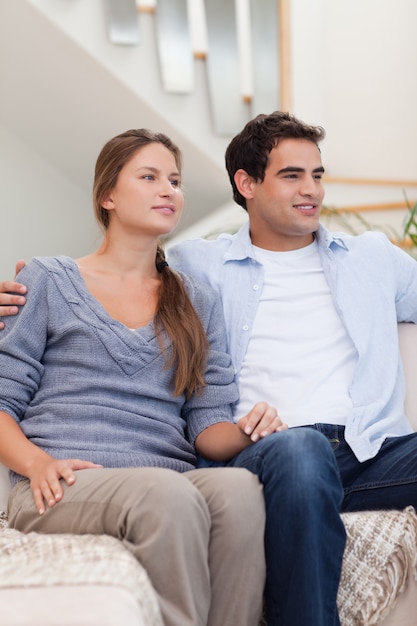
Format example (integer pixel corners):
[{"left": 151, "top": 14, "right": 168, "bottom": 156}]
[{"left": 0, "top": 129, "right": 284, "bottom": 626}]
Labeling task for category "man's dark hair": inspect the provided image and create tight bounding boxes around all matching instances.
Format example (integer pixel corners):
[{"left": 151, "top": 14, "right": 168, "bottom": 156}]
[{"left": 225, "top": 111, "right": 326, "bottom": 210}]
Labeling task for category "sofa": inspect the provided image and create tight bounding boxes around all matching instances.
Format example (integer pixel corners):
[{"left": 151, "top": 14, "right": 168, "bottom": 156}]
[{"left": 0, "top": 324, "right": 417, "bottom": 625}]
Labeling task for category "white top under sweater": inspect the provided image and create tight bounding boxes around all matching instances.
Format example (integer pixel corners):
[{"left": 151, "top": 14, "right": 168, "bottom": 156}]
[{"left": 233, "top": 240, "right": 357, "bottom": 427}]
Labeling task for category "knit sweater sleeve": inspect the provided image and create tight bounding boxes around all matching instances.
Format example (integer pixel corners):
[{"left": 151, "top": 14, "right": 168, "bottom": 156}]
[
  {"left": 0, "top": 260, "right": 49, "bottom": 420},
  {"left": 179, "top": 274, "right": 239, "bottom": 445}
]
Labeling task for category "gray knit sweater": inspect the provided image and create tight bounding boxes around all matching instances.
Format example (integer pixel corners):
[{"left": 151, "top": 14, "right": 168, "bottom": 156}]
[{"left": 0, "top": 257, "right": 239, "bottom": 485}]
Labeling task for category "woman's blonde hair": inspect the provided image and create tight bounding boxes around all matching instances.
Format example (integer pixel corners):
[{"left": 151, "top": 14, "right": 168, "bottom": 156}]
[{"left": 93, "top": 129, "right": 208, "bottom": 397}]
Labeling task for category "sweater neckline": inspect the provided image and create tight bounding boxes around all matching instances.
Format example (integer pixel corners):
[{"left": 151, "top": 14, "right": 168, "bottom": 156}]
[{"left": 56, "top": 256, "right": 156, "bottom": 339}]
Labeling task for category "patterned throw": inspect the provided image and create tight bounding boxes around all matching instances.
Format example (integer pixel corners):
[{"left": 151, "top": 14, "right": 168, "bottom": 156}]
[
  {"left": 0, "top": 508, "right": 416, "bottom": 626},
  {"left": 338, "top": 507, "right": 417, "bottom": 625}
]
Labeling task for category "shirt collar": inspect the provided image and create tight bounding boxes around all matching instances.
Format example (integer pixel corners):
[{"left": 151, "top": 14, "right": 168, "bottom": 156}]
[
  {"left": 223, "top": 221, "right": 256, "bottom": 263},
  {"left": 223, "top": 221, "right": 349, "bottom": 263},
  {"left": 316, "top": 224, "right": 350, "bottom": 251}
]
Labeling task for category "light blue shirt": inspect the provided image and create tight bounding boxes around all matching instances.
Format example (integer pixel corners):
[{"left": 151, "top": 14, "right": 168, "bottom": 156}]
[{"left": 169, "top": 222, "right": 417, "bottom": 462}]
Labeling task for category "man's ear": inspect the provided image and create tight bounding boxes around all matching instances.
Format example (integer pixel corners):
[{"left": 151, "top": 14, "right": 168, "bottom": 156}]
[{"left": 234, "top": 169, "right": 255, "bottom": 200}]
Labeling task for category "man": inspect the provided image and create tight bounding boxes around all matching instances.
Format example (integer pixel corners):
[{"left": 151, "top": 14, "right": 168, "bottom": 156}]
[
  {"left": 2, "top": 111, "right": 417, "bottom": 626},
  {"left": 170, "top": 111, "right": 417, "bottom": 625}
]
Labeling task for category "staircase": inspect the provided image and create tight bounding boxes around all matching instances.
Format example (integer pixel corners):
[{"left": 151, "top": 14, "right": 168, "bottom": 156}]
[{"left": 0, "top": 0, "right": 280, "bottom": 237}]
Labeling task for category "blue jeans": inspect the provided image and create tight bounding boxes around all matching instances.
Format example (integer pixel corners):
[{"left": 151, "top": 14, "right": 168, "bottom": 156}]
[
  {"left": 325, "top": 424, "right": 417, "bottom": 512},
  {"left": 200, "top": 427, "right": 345, "bottom": 626},
  {"left": 199, "top": 424, "right": 417, "bottom": 626}
]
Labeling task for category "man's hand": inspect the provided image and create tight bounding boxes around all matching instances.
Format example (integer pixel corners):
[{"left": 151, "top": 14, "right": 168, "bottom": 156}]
[
  {"left": 238, "top": 401, "right": 288, "bottom": 443},
  {"left": 28, "top": 456, "right": 103, "bottom": 515},
  {"left": 0, "top": 260, "right": 27, "bottom": 329}
]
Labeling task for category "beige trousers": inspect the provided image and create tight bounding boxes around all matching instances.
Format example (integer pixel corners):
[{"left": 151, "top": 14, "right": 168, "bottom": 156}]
[{"left": 8, "top": 466, "right": 265, "bottom": 626}]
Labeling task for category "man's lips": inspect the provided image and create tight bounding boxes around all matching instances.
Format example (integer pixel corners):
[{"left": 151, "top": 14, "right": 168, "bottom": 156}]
[{"left": 293, "top": 203, "right": 318, "bottom": 214}]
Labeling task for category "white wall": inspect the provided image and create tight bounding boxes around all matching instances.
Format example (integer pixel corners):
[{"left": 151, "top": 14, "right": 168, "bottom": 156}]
[
  {"left": 291, "top": 0, "right": 417, "bottom": 205},
  {"left": 304, "top": 0, "right": 417, "bottom": 241},
  {"left": 0, "top": 125, "right": 100, "bottom": 277}
]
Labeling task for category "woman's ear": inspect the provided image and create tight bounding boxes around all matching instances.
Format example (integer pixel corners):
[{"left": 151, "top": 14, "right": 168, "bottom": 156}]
[
  {"left": 234, "top": 169, "right": 255, "bottom": 200},
  {"left": 100, "top": 194, "right": 114, "bottom": 211}
]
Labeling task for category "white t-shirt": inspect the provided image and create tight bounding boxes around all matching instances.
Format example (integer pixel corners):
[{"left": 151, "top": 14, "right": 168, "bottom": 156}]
[{"left": 233, "top": 240, "right": 357, "bottom": 427}]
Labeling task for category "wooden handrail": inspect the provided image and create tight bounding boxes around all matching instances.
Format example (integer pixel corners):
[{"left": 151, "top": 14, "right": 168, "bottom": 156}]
[
  {"left": 392, "top": 238, "right": 414, "bottom": 248},
  {"left": 323, "top": 200, "right": 416, "bottom": 214},
  {"left": 324, "top": 176, "right": 417, "bottom": 187},
  {"left": 137, "top": 4, "right": 155, "bottom": 14}
]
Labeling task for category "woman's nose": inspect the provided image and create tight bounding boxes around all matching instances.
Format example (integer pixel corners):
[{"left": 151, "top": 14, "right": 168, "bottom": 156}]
[{"left": 160, "top": 178, "right": 175, "bottom": 196}]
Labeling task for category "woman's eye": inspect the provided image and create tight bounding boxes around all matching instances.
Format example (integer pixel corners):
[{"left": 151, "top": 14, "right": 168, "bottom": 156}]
[
  {"left": 170, "top": 179, "right": 180, "bottom": 187},
  {"left": 142, "top": 175, "right": 155, "bottom": 181}
]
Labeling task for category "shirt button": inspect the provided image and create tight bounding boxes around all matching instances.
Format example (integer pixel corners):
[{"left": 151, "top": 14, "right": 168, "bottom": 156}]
[
  {"left": 242, "top": 325, "right": 249, "bottom": 331},
  {"left": 253, "top": 284, "right": 259, "bottom": 290}
]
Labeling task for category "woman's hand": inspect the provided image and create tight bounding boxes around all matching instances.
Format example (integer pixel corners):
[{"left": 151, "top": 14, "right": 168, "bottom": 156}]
[
  {"left": 195, "top": 402, "right": 287, "bottom": 461},
  {"left": 27, "top": 456, "right": 103, "bottom": 515},
  {"left": 238, "top": 401, "right": 288, "bottom": 443}
]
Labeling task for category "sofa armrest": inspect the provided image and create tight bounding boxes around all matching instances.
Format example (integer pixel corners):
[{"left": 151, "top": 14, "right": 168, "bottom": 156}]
[
  {"left": 0, "top": 527, "right": 163, "bottom": 626},
  {"left": 0, "top": 464, "right": 9, "bottom": 512},
  {"left": 398, "top": 323, "right": 417, "bottom": 431}
]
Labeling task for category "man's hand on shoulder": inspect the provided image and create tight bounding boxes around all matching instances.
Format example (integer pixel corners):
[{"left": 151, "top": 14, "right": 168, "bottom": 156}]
[{"left": 0, "top": 260, "right": 27, "bottom": 329}]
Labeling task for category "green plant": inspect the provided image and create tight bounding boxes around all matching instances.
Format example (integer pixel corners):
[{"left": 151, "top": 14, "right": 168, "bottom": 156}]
[
  {"left": 402, "top": 198, "right": 417, "bottom": 254},
  {"left": 322, "top": 197, "right": 417, "bottom": 259}
]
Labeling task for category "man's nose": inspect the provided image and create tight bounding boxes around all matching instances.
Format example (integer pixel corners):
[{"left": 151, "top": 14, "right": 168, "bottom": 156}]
[{"left": 300, "top": 176, "right": 318, "bottom": 196}]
